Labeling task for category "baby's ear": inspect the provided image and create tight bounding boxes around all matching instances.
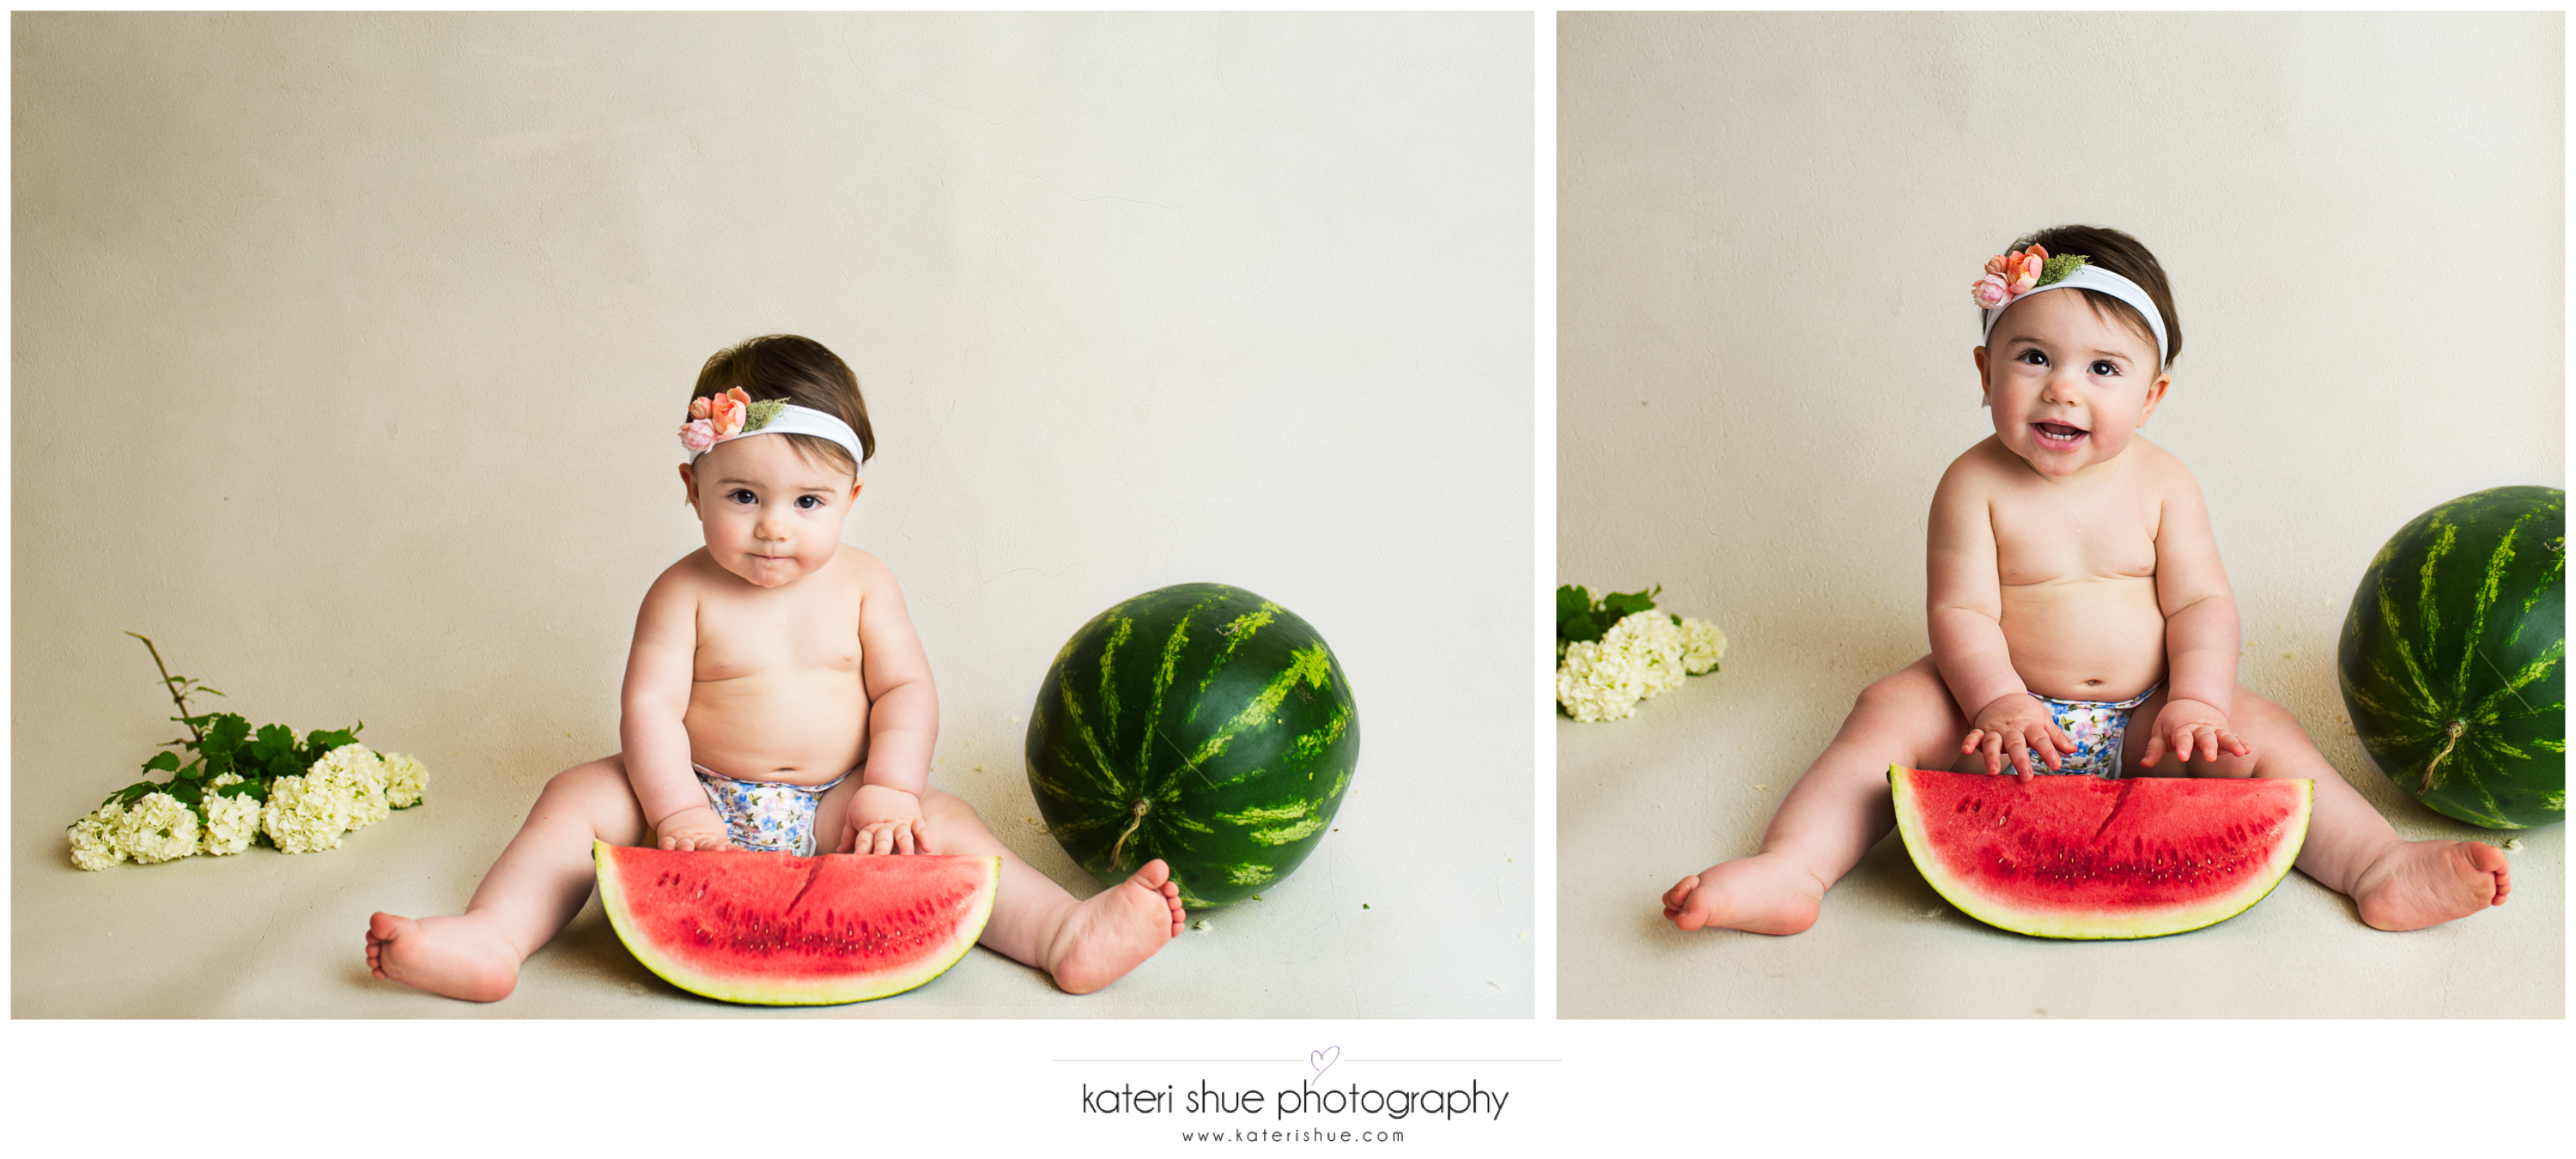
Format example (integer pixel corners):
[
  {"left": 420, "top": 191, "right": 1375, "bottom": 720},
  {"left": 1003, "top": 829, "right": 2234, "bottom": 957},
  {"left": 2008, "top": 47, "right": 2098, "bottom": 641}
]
[
  {"left": 850, "top": 478, "right": 865, "bottom": 501},
  {"left": 679, "top": 463, "right": 700, "bottom": 510}
]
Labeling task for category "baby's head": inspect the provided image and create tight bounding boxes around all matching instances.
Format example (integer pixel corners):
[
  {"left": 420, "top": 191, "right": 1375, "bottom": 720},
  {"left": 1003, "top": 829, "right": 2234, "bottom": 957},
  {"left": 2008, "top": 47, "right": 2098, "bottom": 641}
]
[
  {"left": 677, "top": 335, "right": 876, "bottom": 588},
  {"left": 687, "top": 334, "right": 876, "bottom": 477},
  {"left": 1971, "top": 225, "right": 2181, "bottom": 476}
]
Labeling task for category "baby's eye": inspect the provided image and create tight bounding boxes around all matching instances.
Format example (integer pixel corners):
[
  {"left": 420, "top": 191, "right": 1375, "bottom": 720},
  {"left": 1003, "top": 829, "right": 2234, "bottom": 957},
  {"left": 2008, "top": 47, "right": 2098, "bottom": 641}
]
[
  {"left": 2090, "top": 360, "right": 2120, "bottom": 376},
  {"left": 726, "top": 489, "right": 756, "bottom": 505},
  {"left": 2014, "top": 349, "right": 2049, "bottom": 367},
  {"left": 796, "top": 495, "right": 823, "bottom": 510}
]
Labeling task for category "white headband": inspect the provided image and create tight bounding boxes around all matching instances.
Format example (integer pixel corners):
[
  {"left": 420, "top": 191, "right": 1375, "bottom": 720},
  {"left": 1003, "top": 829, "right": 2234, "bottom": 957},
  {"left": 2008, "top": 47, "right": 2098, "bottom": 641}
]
[
  {"left": 678, "top": 393, "right": 868, "bottom": 477},
  {"left": 1980, "top": 262, "right": 2169, "bottom": 367}
]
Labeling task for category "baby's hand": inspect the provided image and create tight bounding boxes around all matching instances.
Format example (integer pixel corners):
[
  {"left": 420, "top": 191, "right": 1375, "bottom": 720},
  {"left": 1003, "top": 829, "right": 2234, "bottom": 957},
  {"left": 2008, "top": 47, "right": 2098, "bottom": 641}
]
[
  {"left": 655, "top": 805, "right": 737, "bottom": 853},
  {"left": 839, "top": 784, "right": 933, "bottom": 855},
  {"left": 1963, "top": 693, "right": 2077, "bottom": 781},
  {"left": 2138, "top": 698, "right": 2251, "bottom": 769}
]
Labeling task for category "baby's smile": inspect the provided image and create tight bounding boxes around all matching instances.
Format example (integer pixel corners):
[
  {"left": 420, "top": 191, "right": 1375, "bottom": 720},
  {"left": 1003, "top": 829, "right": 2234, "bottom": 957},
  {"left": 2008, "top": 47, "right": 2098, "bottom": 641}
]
[{"left": 2032, "top": 421, "right": 2087, "bottom": 447}]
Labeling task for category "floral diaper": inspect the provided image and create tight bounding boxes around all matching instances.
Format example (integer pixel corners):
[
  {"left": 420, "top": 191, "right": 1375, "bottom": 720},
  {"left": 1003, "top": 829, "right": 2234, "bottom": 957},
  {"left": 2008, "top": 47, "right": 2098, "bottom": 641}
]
[
  {"left": 694, "top": 765, "right": 850, "bottom": 855},
  {"left": 2028, "top": 683, "right": 2161, "bottom": 780}
]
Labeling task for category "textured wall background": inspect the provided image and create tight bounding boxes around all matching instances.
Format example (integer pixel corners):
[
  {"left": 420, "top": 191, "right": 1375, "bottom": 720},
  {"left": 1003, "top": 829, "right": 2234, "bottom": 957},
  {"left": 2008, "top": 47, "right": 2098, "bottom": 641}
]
[
  {"left": 13, "top": 11, "right": 1534, "bottom": 1017},
  {"left": 1559, "top": 11, "right": 2561, "bottom": 1018}
]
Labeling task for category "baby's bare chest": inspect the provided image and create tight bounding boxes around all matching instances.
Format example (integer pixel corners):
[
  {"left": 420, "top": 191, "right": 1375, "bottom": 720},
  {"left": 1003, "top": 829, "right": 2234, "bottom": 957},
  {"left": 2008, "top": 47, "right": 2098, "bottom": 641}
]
[
  {"left": 1990, "top": 495, "right": 2160, "bottom": 586},
  {"left": 692, "top": 588, "right": 865, "bottom": 683}
]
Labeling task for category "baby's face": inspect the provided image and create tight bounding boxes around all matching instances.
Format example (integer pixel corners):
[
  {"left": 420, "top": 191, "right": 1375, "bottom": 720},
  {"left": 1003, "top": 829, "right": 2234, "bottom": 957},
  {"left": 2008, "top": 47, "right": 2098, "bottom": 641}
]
[
  {"left": 1975, "top": 288, "right": 2170, "bottom": 477},
  {"left": 680, "top": 434, "right": 862, "bottom": 589}
]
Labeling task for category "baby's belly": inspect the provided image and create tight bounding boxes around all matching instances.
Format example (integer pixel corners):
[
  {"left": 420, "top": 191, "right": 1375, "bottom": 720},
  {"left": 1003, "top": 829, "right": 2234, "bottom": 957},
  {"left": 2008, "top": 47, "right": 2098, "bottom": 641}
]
[
  {"left": 1998, "top": 578, "right": 2168, "bottom": 701},
  {"left": 683, "top": 670, "right": 868, "bottom": 786}
]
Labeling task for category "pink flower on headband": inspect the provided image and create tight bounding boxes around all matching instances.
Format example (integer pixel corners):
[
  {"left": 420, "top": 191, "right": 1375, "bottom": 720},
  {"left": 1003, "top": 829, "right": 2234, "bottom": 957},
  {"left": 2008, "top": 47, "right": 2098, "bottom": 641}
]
[
  {"left": 678, "top": 386, "right": 753, "bottom": 454},
  {"left": 1971, "top": 244, "right": 2050, "bottom": 308}
]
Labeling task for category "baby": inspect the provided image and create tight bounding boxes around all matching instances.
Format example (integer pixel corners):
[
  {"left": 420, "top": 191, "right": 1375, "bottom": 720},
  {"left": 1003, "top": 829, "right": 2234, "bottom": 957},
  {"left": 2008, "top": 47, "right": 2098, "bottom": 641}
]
[
  {"left": 369, "top": 334, "right": 1184, "bottom": 1001},
  {"left": 1664, "top": 226, "right": 2512, "bottom": 937}
]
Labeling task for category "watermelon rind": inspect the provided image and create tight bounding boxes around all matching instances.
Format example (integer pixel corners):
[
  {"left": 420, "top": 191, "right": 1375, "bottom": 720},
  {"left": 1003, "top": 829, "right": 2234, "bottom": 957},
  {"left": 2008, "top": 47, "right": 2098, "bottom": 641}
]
[
  {"left": 1889, "top": 767, "right": 2312, "bottom": 941},
  {"left": 593, "top": 841, "right": 998, "bottom": 1005},
  {"left": 2337, "top": 486, "right": 2565, "bottom": 829},
  {"left": 1024, "top": 583, "right": 1359, "bottom": 909}
]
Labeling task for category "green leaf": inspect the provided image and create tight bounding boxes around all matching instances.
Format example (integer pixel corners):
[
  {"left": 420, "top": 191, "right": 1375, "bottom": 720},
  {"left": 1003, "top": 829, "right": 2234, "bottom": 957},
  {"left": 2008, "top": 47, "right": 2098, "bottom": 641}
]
[
  {"left": 142, "top": 750, "right": 182, "bottom": 774},
  {"left": 266, "top": 751, "right": 303, "bottom": 780},
  {"left": 1598, "top": 585, "right": 1661, "bottom": 619},
  {"left": 301, "top": 725, "right": 361, "bottom": 756},
  {"left": 249, "top": 723, "right": 297, "bottom": 763},
  {"left": 204, "top": 713, "right": 251, "bottom": 755},
  {"left": 1557, "top": 586, "right": 1605, "bottom": 644}
]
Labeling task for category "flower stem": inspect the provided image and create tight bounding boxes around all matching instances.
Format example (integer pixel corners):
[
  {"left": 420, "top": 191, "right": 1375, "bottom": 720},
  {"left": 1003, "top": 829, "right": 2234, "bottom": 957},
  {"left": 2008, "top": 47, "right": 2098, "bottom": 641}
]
[{"left": 125, "top": 631, "right": 204, "bottom": 745}]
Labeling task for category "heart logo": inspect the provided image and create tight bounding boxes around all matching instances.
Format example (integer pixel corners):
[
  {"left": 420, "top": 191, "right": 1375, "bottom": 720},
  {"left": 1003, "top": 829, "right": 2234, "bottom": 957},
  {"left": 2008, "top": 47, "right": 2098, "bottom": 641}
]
[{"left": 1309, "top": 1047, "right": 1340, "bottom": 1078}]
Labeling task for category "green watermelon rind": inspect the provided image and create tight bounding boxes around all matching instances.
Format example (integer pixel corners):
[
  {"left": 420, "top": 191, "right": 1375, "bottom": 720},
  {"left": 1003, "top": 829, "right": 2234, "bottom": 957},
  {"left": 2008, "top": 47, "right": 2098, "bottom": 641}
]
[
  {"left": 594, "top": 841, "right": 999, "bottom": 1005},
  {"left": 1889, "top": 767, "right": 2312, "bottom": 941},
  {"left": 2336, "top": 486, "right": 2566, "bottom": 830},
  {"left": 1024, "top": 583, "right": 1359, "bottom": 909}
]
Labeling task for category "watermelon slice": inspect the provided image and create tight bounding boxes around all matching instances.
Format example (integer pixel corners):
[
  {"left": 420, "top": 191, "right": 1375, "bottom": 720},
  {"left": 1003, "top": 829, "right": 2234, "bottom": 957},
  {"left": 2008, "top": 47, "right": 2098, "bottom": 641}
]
[
  {"left": 594, "top": 841, "right": 998, "bottom": 1004},
  {"left": 1889, "top": 767, "right": 2312, "bottom": 940}
]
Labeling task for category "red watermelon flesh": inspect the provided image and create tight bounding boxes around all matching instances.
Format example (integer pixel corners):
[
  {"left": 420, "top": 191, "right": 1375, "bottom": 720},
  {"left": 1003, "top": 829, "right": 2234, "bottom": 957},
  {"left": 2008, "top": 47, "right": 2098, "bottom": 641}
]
[
  {"left": 595, "top": 841, "right": 998, "bottom": 1004},
  {"left": 1889, "top": 767, "right": 2312, "bottom": 940}
]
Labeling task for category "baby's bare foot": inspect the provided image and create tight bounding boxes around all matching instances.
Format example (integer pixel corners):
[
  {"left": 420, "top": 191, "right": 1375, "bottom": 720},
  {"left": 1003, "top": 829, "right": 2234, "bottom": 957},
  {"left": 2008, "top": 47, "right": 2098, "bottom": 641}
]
[
  {"left": 1047, "top": 859, "right": 1185, "bottom": 995},
  {"left": 2351, "top": 840, "right": 2512, "bottom": 931},
  {"left": 1662, "top": 853, "right": 1826, "bottom": 935},
  {"left": 367, "top": 912, "right": 522, "bottom": 1002}
]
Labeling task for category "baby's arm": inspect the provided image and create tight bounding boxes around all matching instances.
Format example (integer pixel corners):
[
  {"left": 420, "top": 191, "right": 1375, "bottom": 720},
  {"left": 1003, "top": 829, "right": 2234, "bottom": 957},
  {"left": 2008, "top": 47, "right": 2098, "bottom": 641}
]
[
  {"left": 2137, "top": 463, "right": 2251, "bottom": 768},
  {"left": 1927, "top": 455, "right": 2074, "bottom": 779},
  {"left": 838, "top": 553, "right": 940, "bottom": 855},
  {"left": 623, "top": 567, "right": 732, "bottom": 851}
]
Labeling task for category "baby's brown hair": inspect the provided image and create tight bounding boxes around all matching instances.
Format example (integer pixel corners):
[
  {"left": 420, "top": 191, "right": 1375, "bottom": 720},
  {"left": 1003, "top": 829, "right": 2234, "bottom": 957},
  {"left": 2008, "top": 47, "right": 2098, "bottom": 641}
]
[
  {"left": 2008, "top": 224, "right": 2182, "bottom": 367},
  {"left": 690, "top": 335, "right": 876, "bottom": 475}
]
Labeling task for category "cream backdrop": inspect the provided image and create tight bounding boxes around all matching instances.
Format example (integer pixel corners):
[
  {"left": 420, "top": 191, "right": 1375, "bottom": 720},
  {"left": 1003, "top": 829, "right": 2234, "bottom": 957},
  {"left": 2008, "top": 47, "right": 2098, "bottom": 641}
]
[
  {"left": 13, "top": 12, "right": 1534, "bottom": 1017},
  {"left": 1558, "top": 13, "right": 2562, "bottom": 1017}
]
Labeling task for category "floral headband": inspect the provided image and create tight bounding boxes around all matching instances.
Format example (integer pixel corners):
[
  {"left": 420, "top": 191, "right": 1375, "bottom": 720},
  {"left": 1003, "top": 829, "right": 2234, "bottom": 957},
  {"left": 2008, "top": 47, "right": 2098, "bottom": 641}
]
[
  {"left": 1971, "top": 245, "right": 2169, "bottom": 367},
  {"left": 678, "top": 386, "right": 868, "bottom": 475}
]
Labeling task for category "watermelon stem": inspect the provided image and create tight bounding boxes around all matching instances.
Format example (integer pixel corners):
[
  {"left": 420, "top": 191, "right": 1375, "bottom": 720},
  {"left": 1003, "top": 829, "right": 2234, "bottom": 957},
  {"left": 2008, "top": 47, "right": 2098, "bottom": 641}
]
[
  {"left": 2420, "top": 719, "right": 2467, "bottom": 795},
  {"left": 1108, "top": 799, "right": 1151, "bottom": 871}
]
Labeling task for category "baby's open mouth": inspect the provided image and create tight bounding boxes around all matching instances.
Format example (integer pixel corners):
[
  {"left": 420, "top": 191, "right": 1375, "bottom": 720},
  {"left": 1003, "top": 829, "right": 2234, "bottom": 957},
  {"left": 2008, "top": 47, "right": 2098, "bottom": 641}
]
[{"left": 2032, "top": 422, "right": 2087, "bottom": 446}]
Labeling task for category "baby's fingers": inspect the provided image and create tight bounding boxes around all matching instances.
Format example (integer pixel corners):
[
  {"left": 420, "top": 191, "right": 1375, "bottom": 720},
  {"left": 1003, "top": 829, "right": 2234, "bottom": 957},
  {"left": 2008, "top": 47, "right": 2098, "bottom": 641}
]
[{"left": 2139, "top": 730, "right": 2167, "bottom": 768}]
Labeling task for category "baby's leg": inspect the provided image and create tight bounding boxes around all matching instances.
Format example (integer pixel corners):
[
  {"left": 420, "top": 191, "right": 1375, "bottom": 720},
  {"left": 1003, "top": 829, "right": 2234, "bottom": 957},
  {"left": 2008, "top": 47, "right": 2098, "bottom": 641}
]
[
  {"left": 2126, "top": 688, "right": 2509, "bottom": 931},
  {"left": 1664, "top": 654, "right": 1972, "bottom": 935},
  {"left": 884, "top": 788, "right": 1183, "bottom": 994},
  {"left": 367, "top": 755, "right": 647, "bottom": 1000}
]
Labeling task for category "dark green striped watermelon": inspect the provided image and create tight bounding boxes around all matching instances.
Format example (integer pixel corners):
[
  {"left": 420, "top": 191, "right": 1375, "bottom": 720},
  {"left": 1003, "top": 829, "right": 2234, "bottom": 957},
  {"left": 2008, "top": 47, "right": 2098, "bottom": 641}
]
[
  {"left": 2337, "top": 486, "right": 2564, "bottom": 828},
  {"left": 1025, "top": 584, "right": 1358, "bottom": 908}
]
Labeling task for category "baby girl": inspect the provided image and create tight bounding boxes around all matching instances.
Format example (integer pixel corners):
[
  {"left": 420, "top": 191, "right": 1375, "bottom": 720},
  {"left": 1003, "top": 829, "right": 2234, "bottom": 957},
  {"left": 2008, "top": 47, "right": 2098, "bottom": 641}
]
[
  {"left": 1664, "top": 226, "right": 2512, "bottom": 936},
  {"left": 368, "top": 334, "right": 1184, "bottom": 1000}
]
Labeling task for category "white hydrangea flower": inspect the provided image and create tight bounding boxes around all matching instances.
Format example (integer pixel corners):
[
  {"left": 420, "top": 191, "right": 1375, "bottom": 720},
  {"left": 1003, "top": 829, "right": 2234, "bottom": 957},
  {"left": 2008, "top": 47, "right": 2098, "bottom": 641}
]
[
  {"left": 262, "top": 772, "right": 349, "bottom": 853},
  {"left": 1679, "top": 616, "right": 1727, "bottom": 676},
  {"left": 380, "top": 751, "right": 428, "bottom": 810},
  {"left": 69, "top": 802, "right": 129, "bottom": 871},
  {"left": 201, "top": 774, "right": 261, "bottom": 856},
  {"left": 1557, "top": 638, "right": 1647, "bottom": 721},
  {"left": 1558, "top": 610, "right": 1716, "bottom": 721},
  {"left": 115, "top": 792, "right": 201, "bottom": 864},
  {"left": 312, "top": 744, "right": 391, "bottom": 831}
]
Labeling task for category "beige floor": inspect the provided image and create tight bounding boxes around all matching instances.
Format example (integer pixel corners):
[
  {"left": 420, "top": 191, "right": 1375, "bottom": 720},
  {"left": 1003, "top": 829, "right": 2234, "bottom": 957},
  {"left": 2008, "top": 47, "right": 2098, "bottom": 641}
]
[
  {"left": 15, "top": 631, "right": 1535, "bottom": 1019},
  {"left": 1557, "top": 654, "right": 2562, "bottom": 1019}
]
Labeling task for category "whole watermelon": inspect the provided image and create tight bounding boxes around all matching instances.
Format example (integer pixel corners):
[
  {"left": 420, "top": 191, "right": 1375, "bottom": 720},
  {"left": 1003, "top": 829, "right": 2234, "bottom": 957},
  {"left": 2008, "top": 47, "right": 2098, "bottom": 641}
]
[
  {"left": 2337, "top": 486, "right": 2564, "bottom": 828},
  {"left": 1024, "top": 583, "right": 1358, "bottom": 907}
]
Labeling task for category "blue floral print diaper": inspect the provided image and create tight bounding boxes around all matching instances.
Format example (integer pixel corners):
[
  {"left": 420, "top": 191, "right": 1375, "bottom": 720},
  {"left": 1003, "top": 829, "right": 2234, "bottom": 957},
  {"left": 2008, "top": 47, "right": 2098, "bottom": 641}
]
[
  {"left": 2027, "top": 683, "right": 2161, "bottom": 780},
  {"left": 694, "top": 764, "right": 850, "bottom": 855}
]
